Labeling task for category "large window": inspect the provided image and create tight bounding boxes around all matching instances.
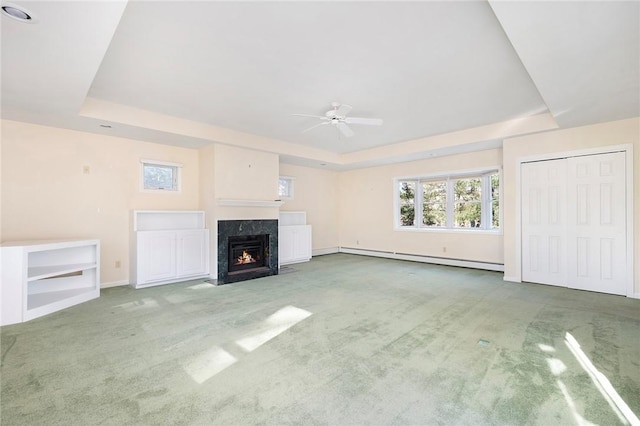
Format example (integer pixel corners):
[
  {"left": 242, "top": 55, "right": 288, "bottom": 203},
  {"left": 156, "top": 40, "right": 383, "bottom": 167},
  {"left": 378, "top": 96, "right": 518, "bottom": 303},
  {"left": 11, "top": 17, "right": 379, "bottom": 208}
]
[{"left": 396, "top": 170, "right": 500, "bottom": 231}]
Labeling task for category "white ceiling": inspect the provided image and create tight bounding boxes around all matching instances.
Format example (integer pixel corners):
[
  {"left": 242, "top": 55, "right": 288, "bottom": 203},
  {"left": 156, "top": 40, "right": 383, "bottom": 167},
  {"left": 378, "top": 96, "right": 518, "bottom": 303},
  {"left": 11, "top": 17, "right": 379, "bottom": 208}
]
[{"left": 2, "top": 1, "right": 638, "bottom": 169}]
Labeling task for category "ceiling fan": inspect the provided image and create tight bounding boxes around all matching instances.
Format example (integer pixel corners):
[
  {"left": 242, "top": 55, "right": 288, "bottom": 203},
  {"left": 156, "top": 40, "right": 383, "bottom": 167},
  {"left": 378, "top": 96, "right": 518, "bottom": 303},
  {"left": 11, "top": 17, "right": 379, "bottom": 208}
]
[{"left": 293, "top": 102, "right": 383, "bottom": 137}]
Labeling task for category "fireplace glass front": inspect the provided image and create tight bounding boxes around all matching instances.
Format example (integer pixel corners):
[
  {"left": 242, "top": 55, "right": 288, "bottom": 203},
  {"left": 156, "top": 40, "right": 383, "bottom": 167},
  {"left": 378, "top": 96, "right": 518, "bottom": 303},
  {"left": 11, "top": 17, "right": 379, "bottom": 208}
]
[{"left": 228, "top": 234, "right": 268, "bottom": 274}]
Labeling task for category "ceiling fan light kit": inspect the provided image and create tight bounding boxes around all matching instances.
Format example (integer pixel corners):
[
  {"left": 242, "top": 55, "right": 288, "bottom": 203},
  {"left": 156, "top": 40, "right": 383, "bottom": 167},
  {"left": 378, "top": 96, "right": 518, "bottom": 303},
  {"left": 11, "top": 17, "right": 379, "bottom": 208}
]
[{"left": 293, "top": 102, "right": 383, "bottom": 137}]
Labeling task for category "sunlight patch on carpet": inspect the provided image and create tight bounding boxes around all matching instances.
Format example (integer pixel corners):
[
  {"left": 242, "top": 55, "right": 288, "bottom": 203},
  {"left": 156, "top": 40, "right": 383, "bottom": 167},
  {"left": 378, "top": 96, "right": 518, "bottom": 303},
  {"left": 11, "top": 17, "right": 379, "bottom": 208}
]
[{"left": 235, "top": 305, "right": 312, "bottom": 352}]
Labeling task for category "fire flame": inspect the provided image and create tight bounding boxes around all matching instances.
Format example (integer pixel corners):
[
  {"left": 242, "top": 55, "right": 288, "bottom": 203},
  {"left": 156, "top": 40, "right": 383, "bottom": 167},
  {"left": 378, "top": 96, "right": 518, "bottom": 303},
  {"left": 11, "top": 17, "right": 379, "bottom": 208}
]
[{"left": 236, "top": 250, "right": 256, "bottom": 265}]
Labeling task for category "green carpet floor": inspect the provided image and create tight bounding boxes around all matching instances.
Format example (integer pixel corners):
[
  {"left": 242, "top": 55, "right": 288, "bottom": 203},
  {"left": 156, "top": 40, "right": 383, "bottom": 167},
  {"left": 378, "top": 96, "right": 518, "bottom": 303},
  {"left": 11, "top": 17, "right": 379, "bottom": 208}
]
[{"left": 1, "top": 254, "right": 639, "bottom": 425}]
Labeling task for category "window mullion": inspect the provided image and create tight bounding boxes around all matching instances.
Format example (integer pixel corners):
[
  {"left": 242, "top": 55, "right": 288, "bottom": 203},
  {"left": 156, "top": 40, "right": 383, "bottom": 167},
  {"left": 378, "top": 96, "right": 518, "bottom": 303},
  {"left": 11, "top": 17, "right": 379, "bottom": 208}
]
[
  {"left": 415, "top": 180, "right": 422, "bottom": 227},
  {"left": 446, "top": 178, "right": 453, "bottom": 228},
  {"left": 481, "top": 174, "right": 489, "bottom": 229}
]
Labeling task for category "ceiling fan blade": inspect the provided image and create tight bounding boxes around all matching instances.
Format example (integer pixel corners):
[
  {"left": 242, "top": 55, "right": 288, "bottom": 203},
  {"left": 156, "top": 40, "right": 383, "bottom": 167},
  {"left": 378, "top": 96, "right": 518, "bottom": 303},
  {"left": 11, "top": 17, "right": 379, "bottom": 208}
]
[
  {"left": 345, "top": 117, "right": 384, "bottom": 126},
  {"left": 336, "top": 122, "right": 354, "bottom": 137},
  {"left": 292, "top": 113, "right": 326, "bottom": 120},
  {"left": 335, "top": 104, "right": 352, "bottom": 117},
  {"left": 302, "top": 121, "right": 329, "bottom": 133}
]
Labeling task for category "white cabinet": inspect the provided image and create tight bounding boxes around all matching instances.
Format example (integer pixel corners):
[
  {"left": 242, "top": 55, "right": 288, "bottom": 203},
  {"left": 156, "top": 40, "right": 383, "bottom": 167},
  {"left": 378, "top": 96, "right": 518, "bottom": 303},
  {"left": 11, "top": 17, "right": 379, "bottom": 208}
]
[
  {"left": 279, "top": 225, "right": 312, "bottom": 265},
  {"left": 1, "top": 239, "right": 100, "bottom": 326},
  {"left": 279, "top": 212, "right": 312, "bottom": 266},
  {"left": 131, "top": 211, "right": 210, "bottom": 288},
  {"left": 137, "top": 231, "right": 178, "bottom": 283}
]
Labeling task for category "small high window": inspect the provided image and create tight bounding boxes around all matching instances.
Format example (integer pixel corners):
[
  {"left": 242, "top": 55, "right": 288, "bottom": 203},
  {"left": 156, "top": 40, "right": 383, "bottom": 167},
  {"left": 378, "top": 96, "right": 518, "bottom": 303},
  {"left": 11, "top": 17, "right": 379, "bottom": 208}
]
[
  {"left": 278, "top": 176, "right": 294, "bottom": 199},
  {"left": 141, "top": 159, "right": 182, "bottom": 192}
]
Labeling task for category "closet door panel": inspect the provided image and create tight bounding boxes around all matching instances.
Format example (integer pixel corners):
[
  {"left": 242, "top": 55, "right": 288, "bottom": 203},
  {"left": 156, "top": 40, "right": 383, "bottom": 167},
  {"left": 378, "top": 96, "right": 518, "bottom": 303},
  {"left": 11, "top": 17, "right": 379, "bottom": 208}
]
[
  {"left": 521, "top": 159, "right": 568, "bottom": 286},
  {"left": 567, "top": 152, "right": 626, "bottom": 295}
]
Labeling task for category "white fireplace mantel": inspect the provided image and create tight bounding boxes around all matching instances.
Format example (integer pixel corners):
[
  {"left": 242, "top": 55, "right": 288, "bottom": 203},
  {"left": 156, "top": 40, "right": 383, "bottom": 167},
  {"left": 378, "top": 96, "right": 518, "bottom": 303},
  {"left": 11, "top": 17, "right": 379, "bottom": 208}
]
[{"left": 217, "top": 199, "right": 285, "bottom": 208}]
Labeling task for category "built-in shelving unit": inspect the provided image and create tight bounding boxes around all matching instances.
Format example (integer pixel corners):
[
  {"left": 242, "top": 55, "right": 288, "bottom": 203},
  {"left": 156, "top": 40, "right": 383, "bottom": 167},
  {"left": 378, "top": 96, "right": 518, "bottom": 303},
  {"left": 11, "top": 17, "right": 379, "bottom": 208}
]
[
  {"left": 131, "top": 210, "right": 210, "bottom": 289},
  {"left": 279, "top": 211, "right": 312, "bottom": 266},
  {"left": 1, "top": 239, "right": 100, "bottom": 326}
]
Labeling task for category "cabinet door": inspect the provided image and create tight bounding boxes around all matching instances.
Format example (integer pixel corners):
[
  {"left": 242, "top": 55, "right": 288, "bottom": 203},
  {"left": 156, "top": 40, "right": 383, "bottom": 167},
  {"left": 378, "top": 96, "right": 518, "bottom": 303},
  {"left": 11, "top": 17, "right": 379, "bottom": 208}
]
[
  {"left": 177, "top": 230, "right": 209, "bottom": 277},
  {"left": 294, "top": 226, "right": 312, "bottom": 261},
  {"left": 278, "top": 227, "right": 296, "bottom": 265},
  {"left": 138, "top": 231, "right": 177, "bottom": 283},
  {"left": 279, "top": 226, "right": 312, "bottom": 265}
]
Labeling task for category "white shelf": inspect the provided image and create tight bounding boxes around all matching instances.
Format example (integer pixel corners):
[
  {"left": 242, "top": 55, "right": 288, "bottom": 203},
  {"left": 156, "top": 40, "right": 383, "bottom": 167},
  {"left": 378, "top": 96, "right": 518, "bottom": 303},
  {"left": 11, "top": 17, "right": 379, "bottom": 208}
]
[
  {"left": 27, "top": 287, "right": 95, "bottom": 311},
  {"left": 279, "top": 211, "right": 307, "bottom": 226},
  {"left": 1, "top": 239, "right": 100, "bottom": 326},
  {"left": 133, "top": 210, "right": 205, "bottom": 231},
  {"left": 27, "top": 263, "right": 97, "bottom": 281},
  {"left": 217, "top": 199, "right": 285, "bottom": 207}
]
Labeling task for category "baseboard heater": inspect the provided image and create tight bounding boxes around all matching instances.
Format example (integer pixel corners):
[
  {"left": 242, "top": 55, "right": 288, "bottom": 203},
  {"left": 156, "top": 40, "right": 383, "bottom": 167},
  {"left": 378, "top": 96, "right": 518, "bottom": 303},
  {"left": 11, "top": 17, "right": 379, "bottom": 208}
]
[{"left": 338, "top": 247, "right": 504, "bottom": 272}]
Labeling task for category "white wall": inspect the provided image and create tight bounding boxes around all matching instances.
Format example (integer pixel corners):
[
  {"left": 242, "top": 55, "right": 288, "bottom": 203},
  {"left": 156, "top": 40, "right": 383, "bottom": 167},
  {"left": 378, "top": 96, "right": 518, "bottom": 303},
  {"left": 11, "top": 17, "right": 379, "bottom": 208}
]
[
  {"left": 199, "top": 144, "right": 280, "bottom": 277},
  {"left": 338, "top": 149, "right": 504, "bottom": 264},
  {"left": 1, "top": 120, "right": 201, "bottom": 285},
  {"left": 279, "top": 163, "right": 340, "bottom": 253},
  {"left": 4, "top": 116, "right": 637, "bottom": 295},
  {"left": 502, "top": 117, "right": 639, "bottom": 295}
]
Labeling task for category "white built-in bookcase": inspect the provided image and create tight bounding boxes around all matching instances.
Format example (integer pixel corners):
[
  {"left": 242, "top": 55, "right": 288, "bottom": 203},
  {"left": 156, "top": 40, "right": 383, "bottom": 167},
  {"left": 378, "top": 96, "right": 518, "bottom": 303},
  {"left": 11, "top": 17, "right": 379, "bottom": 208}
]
[
  {"left": 1, "top": 239, "right": 100, "bottom": 326},
  {"left": 131, "top": 210, "right": 210, "bottom": 288},
  {"left": 279, "top": 211, "right": 312, "bottom": 265}
]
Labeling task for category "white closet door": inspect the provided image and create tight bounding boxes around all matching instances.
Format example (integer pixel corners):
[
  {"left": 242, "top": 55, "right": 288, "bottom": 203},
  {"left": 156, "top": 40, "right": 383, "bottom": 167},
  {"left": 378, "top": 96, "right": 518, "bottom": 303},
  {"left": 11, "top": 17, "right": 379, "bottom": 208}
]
[
  {"left": 521, "top": 159, "right": 568, "bottom": 286},
  {"left": 567, "top": 152, "right": 627, "bottom": 295}
]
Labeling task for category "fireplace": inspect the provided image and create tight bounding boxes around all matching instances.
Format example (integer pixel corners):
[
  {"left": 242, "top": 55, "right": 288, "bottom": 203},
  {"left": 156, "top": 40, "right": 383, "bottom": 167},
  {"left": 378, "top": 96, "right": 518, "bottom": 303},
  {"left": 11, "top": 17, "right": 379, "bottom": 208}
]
[
  {"left": 228, "top": 235, "right": 268, "bottom": 274},
  {"left": 218, "top": 219, "right": 278, "bottom": 284}
]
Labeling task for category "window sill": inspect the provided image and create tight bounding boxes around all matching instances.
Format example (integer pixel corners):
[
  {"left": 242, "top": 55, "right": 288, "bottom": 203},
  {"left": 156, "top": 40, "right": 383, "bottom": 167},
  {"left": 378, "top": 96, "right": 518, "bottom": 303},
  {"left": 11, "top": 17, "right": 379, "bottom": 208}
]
[
  {"left": 394, "top": 226, "right": 502, "bottom": 236},
  {"left": 140, "top": 189, "right": 181, "bottom": 194}
]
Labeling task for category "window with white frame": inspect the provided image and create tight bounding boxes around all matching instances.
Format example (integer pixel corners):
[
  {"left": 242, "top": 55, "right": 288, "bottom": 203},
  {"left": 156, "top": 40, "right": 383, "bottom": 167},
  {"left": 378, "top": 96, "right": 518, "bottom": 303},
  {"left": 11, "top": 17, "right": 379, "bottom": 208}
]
[
  {"left": 396, "top": 169, "right": 500, "bottom": 230},
  {"left": 141, "top": 159, "right": 182, "bottom": 192},
  {"left": 278, "top": 176, "right": 294, "bottom": 199}
]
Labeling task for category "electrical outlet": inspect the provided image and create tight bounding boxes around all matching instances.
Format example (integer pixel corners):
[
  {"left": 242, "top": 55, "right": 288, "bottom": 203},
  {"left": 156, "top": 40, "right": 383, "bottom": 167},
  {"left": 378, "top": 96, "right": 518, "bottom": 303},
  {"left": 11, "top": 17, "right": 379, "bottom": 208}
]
[
  {"left": 83, "top": 165, "right": 90, "bottom": 174},
  {"left": 115, "top": 260, "right": 121, "bottom": 268},
  {"left": 442, "top": 247, "right": 447, "bottom": 253}
]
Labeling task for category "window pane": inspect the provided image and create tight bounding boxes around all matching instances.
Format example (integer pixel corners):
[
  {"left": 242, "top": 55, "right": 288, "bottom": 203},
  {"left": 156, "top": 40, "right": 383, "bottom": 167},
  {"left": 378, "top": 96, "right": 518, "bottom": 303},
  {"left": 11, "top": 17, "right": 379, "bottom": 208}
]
[
  {"left": 454, "top": 202, "right": 481, "bottom": 227},
  {"left": 144, "top": 164, "right": 176, "bottom": 190},
  {"left": 491, "top": 173, "right": 500, "bottom": 229},
  {"left": 492, "top": 200, "right": 500, "bottom": 228},
  {"left": 399, "top": 181, "right": 415, "bottom": 226},
  {"left": 454, "top": 178, "right": 481, "bottom": 227},
  {"left": 422, "top": 181, "right": 446, "bottom": 226},
  {"left": 491, "top": 173, "right": 500, "bottom": 200},
  {"left": 279, "top": 178, "right": 293, "bottom": 198}
]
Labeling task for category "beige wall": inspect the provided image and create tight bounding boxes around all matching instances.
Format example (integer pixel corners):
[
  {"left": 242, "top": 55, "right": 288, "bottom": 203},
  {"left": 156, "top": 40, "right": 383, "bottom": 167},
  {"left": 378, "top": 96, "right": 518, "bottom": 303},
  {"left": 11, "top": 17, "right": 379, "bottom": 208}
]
[
  {"left": 0, "top": 120, "right": 3, "bottom": 245},
  {"left": 4, "top": 116, "right": 637, "bottom": 294},
  {"left": 279, "top": 163, "right": 340, "bottom": 252},
  {"left": 214, "top": 144, "right": 279, "bottom": 202},
  {"left": 338, "top": 149, "right": 504, "bottom": 264},
  {"left": 200, "top": 144, "right": 280, "bottom": 277},
  {"left": 1, "top": 120, "right": 200, "bottom": 285},
  {"left": 502, "top": 117, "right": 639, "bottom": 294},
  {"left": 212, "top": 144, "right": 280, "bottom": 222}
]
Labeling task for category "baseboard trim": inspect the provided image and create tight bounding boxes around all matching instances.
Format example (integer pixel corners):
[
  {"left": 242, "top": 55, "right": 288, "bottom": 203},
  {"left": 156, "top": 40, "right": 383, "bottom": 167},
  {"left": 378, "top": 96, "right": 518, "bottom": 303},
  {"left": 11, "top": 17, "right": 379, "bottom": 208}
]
[
  {"left": 100, "top": 280, "right": 129, "bottom": 289},
  {"left": 312, "top": 247, "right": 340, "bottom": 256},
  {"left": 630, "top": 293, "right": 640, "bottom": 300},
  {"left": 503, "top": 275, "right": 521, "bottom": 283},
  {"left": 338, "top": 247, "right": 504, "bottom": 272}
]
